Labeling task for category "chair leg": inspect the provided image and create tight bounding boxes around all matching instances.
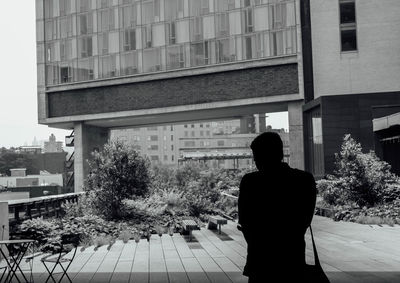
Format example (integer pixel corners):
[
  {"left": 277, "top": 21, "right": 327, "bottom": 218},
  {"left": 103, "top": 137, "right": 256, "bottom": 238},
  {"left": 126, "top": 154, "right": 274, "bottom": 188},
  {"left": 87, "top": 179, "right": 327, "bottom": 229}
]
[
  {"left": 58, "top": 262, "right": 73, "bottom": 283},
  {"left": 43, "top": 261, "right": 58, "bottom": 283}
]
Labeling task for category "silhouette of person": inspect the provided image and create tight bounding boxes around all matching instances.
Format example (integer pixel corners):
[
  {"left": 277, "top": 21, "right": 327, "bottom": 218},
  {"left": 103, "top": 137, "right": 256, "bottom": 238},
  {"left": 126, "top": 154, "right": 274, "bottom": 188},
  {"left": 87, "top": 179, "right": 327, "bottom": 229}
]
[{"left": 238, "top": 132, "right": 317, "bottom": 282}]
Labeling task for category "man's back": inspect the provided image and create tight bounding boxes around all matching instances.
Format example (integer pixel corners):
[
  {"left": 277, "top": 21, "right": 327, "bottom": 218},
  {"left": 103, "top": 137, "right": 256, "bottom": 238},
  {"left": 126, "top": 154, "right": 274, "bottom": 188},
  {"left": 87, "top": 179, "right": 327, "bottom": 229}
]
[{"left": 238, "top": 163, "right": 317, "bottom": 277}]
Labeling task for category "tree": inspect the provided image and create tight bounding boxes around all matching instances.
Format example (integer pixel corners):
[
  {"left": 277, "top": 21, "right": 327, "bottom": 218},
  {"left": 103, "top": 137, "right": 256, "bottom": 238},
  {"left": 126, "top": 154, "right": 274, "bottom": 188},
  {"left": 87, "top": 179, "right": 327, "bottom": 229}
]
[
  {"left": 318, "top": 134, "right": 400, "bottom": 207},
  {"left": 0, "top": 152, "right": 35, "bottom": 176},
  {"left": 85, "top": 140, "right": 151, "bottom": 219}
]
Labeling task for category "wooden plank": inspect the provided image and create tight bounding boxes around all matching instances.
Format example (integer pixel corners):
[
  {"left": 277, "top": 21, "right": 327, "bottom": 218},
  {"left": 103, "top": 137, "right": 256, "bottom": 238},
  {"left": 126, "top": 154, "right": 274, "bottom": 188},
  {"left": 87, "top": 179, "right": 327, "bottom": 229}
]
[
  {"left": 192, "top": 249, "right": 231, "bottom": 283},
  {"left": 180, "top": 257, "right": 210, "bottom": 283},
  {"left": 149, "top": 236, "right": 168, "bottom": 283},
  {"left": 172, "top": 234, "right": 194, "bottom": 259},
  {"left": 91, "top": 241, "right": 124, "bottom": 283},
  {"left": 130, "top": 239, "right": 149, "bottom": 283},
  {"left": 111, "top": 240, "right": 138, "bottom": 283}
]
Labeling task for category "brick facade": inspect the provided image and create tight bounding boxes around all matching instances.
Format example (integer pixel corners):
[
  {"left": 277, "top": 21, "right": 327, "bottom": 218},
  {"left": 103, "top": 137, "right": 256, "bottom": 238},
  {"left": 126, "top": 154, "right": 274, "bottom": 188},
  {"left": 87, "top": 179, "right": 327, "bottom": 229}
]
[{"left": 48, "top": 64, "right": 298, "bottom": 118}]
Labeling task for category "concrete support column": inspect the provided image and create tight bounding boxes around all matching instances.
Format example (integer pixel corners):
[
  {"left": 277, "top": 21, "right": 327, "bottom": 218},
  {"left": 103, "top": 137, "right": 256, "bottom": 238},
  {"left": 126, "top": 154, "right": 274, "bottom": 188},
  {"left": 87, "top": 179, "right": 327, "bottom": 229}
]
[
  {"left": 288, "top": 101, "right": 305, "bottom": 170},
  {"left": 0, "top": 202, "right": 9, "bottom": 259},
  {"left": 74, "top": 123, "right": 109, "bottom": 192}
]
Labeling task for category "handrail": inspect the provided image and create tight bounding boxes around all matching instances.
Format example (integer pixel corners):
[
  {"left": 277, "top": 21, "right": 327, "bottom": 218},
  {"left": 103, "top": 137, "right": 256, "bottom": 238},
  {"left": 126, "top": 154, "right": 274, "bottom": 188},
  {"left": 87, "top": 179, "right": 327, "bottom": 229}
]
[{"left": 7, "top": 192, "right": 84, "bottom": 226}]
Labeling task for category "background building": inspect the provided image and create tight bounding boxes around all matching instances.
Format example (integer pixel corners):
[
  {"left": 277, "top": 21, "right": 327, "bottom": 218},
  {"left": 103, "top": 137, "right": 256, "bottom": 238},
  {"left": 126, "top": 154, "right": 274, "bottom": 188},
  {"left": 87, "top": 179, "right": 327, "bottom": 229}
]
[
  {"left": 302, "top": 0, "right": 400, "bottom": 178},
  {"left": 36, "top": 0, "right": 306, "bottom": 191},
  {"left": 44, "top": 133, "right": 64, "bottom": 152}
]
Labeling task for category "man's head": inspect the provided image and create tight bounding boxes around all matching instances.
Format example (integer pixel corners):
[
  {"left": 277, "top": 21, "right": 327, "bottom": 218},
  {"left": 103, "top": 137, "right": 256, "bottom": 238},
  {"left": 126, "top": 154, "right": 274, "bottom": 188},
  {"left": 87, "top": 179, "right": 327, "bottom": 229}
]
[{"left": 250, "top": 132, "right": 283, "bottom": 170}]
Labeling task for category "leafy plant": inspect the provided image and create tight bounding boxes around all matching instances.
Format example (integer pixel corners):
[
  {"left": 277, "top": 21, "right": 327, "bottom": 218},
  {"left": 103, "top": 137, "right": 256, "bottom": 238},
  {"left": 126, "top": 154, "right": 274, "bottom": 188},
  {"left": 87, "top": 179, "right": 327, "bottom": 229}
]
[{"left": 85, "top": 140, "right": 151, "bottom": 219}]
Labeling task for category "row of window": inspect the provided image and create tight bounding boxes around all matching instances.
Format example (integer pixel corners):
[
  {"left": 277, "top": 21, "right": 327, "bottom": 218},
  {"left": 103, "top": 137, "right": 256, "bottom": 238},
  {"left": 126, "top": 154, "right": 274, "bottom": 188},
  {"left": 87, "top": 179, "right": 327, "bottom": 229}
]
[
  {"left": 43, "top": 29, "right": 296, "bottom": 84},
  {"left": 39, "top": 0, "right": 291, "bottom": 20},
  {"left": 40, "top": 3, "right": 295, "bottom": 42}
]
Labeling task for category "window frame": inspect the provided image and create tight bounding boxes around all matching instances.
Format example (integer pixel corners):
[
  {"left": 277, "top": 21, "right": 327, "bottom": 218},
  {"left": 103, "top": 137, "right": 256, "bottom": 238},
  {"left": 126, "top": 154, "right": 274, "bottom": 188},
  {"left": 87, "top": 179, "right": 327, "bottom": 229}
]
[{"left": 339, "top": 0, "right": 357, "bottom": 52}]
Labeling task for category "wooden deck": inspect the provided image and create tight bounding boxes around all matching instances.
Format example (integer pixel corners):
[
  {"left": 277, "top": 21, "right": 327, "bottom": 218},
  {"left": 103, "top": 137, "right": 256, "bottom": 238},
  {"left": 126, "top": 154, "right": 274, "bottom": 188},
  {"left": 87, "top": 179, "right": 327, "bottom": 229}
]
[{"left": 15, "top": 216, "right": 400, "bottom": 282}]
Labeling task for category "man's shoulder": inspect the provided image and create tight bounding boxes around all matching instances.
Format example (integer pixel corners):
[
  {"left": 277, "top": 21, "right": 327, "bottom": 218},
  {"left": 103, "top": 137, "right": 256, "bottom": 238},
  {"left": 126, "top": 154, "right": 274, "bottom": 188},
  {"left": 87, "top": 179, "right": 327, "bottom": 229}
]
[{"left": 287, "top": 167, "right": 315, "bottom": 185}]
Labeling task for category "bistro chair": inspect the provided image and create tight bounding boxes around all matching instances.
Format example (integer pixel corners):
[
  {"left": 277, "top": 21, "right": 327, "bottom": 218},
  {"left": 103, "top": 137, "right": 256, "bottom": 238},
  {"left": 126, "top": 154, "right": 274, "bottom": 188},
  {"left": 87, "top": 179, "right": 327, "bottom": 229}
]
[{"left": 40, "top": 234, "right": 79, "bottom": 283}]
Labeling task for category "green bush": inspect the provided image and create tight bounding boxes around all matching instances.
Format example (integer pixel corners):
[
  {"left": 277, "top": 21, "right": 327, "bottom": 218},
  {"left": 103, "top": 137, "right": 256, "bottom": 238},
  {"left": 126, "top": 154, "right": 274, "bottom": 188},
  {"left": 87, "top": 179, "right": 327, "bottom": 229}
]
[
  {"left": 317, "top": 134, "right": 400, "bottom": 207},
  {"left": 85, "top": 140, "right": 151, "bottom": 219}
]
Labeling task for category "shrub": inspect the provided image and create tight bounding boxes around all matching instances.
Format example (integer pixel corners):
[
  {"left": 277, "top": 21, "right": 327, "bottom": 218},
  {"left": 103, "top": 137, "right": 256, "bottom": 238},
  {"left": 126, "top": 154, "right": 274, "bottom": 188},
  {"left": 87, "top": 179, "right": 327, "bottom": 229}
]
[
  {"left": 319, "top": 134, "right": 400, "bottom": 207},
  {"left": 85, "top": 140, "right": 151, "bottom": 219}
]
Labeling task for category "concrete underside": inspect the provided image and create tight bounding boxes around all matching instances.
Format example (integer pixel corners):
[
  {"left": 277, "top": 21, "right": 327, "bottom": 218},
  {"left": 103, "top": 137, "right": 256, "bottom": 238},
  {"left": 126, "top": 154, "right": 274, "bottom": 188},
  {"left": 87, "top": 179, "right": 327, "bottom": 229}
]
[{"left": 40, "top": 62, "right": 305, "bottom": 192}]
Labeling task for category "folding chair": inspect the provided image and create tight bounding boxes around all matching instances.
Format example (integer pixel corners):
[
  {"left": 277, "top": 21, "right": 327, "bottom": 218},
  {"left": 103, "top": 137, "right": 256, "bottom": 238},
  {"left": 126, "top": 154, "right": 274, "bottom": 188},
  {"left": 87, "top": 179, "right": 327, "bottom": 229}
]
[{"left": 41, "top": 244, "right": 77, "bottom": 283}]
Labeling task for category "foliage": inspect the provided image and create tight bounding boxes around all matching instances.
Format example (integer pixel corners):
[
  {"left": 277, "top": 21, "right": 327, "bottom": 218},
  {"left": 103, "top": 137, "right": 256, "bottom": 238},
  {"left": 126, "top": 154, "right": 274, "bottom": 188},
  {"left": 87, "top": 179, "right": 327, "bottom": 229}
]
[
  {"left": 329, "top": 199, "right": 400, "bottom": 225},
  {"left": 61, "top": 191, "right": 98, "bottom": 218},
  {"left": 85, "top": 140, "right": 151, "bottom": 219},
  {"left": 317, "top": 134, "right": 400, "bottom": 207},
  {"left": 175, "top": 163, "right": 202, "bottom": 189},
  {"left": 0, "top": 152, "right": 35, "bottom": 176}
]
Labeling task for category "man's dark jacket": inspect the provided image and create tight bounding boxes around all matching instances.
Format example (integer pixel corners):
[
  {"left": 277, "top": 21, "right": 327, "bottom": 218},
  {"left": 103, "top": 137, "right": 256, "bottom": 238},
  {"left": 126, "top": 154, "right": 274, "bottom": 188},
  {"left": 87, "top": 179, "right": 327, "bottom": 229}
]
[{"left": 238, "top": 163, "right": 317, "bottom": 279}]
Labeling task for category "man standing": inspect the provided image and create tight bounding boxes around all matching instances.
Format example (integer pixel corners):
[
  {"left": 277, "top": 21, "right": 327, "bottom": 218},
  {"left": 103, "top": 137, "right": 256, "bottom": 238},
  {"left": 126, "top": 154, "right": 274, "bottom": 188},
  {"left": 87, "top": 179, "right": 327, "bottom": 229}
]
[{"left": 238, "top": 132, "right": 317, "bottom": 282}]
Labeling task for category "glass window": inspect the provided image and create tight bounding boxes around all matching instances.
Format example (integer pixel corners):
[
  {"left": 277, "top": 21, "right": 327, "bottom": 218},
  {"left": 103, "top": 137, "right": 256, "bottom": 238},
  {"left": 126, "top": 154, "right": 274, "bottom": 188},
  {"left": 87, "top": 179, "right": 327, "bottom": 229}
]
[
  {"left": 190, "top": 0, "right": 209, "bottom": 16},
  {"left": 99, "top": 54, "right": 117, "bottom": 78},
  {"left": 143, "top": 48, "right": 162, "bottom": 72},
  {"left": 243, "top": 35, "right": 256, "bottom": 59},
  {"left": 121, "top": 29, "right": 136, "bottom": 51},
  {"left": 78, "top": 36, "right": 93, "bottom": 58},
  {"left": 60, "top": 39, "right": 73, "bottom": 61},
  {"left": 44, "top": 0, "right": 54, "bottom": 18},
  {"left": 46, "top": 63, "right": 59, "bottom": 85},
  {"left": 190, "top": 41, "right": 211, "bottom": 66},
  {"left": 142, "top": 0, "right": 160, "bottom": 24},
  {"left": 340, "top": 0, "right": 357, "bottom": 51},
  {"left": 305, "top": 107, "right": 324, "bottom": 177},
  {"left": 165, "top": 0, "right": 184, "bottom": 20},
  {"left": 216, "top": 38, "right": 236, "bottom": 63},
  {"left": 120, "top": 4, "right": 137, "bottom": 28},
  {"left": 166, "top": 45, "right": 185, "bottom": 70},
  {"left": 78, "top": 13, "right": 93, "bottom": 35},
  {"left": 217, "top": 140, "right": 225, "bottom": 146},
  {"left": 99, "top": 33, "right": 108, "bottom": 55},
  {"left": 59, "top": 0, "right": 71, "bottom": 16},
  {"left": 59, "top": 61, "right": 75, "bottom": 83},
  {"left": 216, "top": 0, "right": 235, "bottom": 12},
  {"left": 78, "top": 0, "right": 90, "bottom": 13},
  {"left": 77, "top": 58, "right": 94, "bottom": 81},
  {"left": 216, "top": 13, "right": 229, "bottom": 38},
  {"left": 242, "top": 8, "right": 254, "bottom": 33},
  {"left": 270, "top": 30, "right": 284, "bottom": 56},
  {"left": 120, "top": 51, "right": 138, "bottom": 75},
  {"left": 184, "top": 141, "right": 196, "bottom": 147},
  {"left": 142, "top": 26, "right": 153, "bottom": 48},
  {"left": 60, "top": 16, "right": 74, "bottom": 38},
  {"left": 269, "top": 3, "right": 286, "bottom": 30},
  {"left": 98, "top": 9, "right": 115, "bottom": 32},
  {"left": 190, "top": 17, "right": 203, "bottom": 42},
  {"left": 166, "top": 22, "right": 177, "bottom": 44}
]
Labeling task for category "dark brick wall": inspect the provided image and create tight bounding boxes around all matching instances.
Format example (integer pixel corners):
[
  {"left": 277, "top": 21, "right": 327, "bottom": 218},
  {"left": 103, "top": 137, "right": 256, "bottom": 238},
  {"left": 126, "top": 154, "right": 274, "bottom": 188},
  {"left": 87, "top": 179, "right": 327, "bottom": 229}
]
[
  {"left": 48, "top": 64, "right": 299, "bottom": 118},
  {"left": 319, "top": 92, "right": 400, "bottom": 174}
]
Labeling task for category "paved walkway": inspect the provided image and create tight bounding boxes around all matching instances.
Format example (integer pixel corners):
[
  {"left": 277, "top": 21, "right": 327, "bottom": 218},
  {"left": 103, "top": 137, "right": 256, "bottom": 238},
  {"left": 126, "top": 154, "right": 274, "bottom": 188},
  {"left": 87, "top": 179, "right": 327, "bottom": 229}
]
[{"left": 16, "top": 216, "right": 400, "bottom": 282}]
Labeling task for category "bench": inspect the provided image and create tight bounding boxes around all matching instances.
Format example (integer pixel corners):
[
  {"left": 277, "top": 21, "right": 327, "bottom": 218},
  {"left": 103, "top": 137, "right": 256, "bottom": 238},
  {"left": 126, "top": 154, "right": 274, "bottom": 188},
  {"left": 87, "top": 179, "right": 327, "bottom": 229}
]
[
  {"left": 207, "top": 215, "right": 228, "bottom": 234},
  {"left": 181, "top": 219, "right": 199, "bottom": 242}
]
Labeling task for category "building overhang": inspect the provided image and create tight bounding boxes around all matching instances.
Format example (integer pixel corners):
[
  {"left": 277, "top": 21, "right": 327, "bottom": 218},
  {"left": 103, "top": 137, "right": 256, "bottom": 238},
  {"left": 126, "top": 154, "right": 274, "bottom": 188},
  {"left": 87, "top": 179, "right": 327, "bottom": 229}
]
[
  {"left": 373, "top": 112, "right": 400, "bottom": 132},
  {"left": 43, "top": 94, "right": 303, "bottom": 130}
]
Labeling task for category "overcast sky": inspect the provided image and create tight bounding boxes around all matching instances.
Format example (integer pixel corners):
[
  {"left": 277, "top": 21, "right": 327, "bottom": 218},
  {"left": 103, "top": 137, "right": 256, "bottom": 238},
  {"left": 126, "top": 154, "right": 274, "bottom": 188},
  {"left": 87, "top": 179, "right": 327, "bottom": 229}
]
[{"left": 0, "top": 1, "right": 288, "bottom": 148}]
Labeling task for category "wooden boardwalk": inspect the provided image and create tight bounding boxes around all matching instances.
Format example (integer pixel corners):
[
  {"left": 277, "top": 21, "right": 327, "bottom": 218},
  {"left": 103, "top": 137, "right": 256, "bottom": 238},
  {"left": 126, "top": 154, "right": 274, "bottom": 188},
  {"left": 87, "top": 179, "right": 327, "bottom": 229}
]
[{"left": 16, "top": 216, "right": 400, "bottom": 282}]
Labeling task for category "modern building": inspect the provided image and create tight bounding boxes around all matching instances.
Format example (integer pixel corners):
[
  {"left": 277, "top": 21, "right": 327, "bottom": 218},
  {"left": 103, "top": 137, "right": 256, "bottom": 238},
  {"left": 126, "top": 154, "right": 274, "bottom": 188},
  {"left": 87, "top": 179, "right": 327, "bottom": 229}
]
[
  {"left": 179, "top": 128, "right": 289, "bottom": 168},
  {"left": 110, "top": 116, "right": 269, "bottom": 166},
  {"left": 302, "top": 0, "right": 400, "bottom": 178},
  {"left": 36, "top": 0, "right": 307, "bottom": 191},
  {"left": 373, "top": 108, "right": 400, "bottom": 176},
  {"left": 44, "top": 133, "right": 64, "bottom": 153}
]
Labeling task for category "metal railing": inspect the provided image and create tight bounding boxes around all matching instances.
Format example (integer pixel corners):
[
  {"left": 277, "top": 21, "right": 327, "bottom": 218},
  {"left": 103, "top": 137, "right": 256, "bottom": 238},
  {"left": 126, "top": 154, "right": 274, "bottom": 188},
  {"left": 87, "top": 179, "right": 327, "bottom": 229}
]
[{"left": 7, "top": 193, "right": 83, "bottom": 226}]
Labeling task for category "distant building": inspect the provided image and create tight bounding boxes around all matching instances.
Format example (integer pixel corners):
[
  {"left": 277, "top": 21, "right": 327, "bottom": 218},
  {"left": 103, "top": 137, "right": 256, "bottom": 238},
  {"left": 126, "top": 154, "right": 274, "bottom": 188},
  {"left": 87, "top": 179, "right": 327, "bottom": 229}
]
[
  {"left": 18, "top": 146, "right": 42, "bottom": 155},
  {"left": 0, "top": 168, "right": 63, "bottom": 188},
  {"left": 111, "top": 115, "right": 289, "bottom": 169},
  {"left": 179, "top": 128, "right": 290, "bottom": 169},
  {"left": 44, "top": 134, "right": 64, "bottom": 153}
]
